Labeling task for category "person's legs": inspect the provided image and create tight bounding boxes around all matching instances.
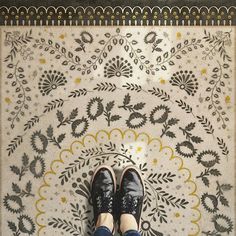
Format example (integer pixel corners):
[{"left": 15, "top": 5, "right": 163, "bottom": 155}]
[
  {"left": 118, "top": 165, "right": 145, "bottom": 235},
  {"left": 91, "top": 165, "right": 116, "bottom": 235},
  {"left": 93, "top": 225, "right": 113, "bottom": 236},
  {"left": 123, "top": 229, "right": 141, "bottom": 236}
]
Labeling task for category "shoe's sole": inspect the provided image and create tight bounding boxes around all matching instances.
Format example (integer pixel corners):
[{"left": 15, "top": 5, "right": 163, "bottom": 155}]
[
  {"left": 119, "top": 164, "right": 145, "bottom": 231},
  {"left": 90, "top": 164, "right": 117, "bottom": 192}
]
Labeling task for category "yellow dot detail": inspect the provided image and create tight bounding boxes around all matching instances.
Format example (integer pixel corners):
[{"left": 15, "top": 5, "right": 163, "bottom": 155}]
[
  {"left": 225, "top": 96, "right": 230, "bottom": 104},
  {"left": 152, "top": 158, "right": 158, "bottom": 166},
  {"left": 39, "top": 58, "right": 46, "bottom": 64},
  {"left": 176, "top": 32, "right": 182, "bottom": 39},
  {"left": 74, "top": 77, "right": 81, "bottom": 84},
  {"left": 59, "top": 34, "right": 66, "bottom": 39},
  {"left": 201, "top": 68, "right": 207, "bottom": 75},
  {"left": 61, "top": 197, "right": 67, "bottom": 203},
  {"left": 136, "top": 147, "right": 142, "bottom": 153},
  {"left": 175, "top": 212, "right": 180, "bottom": 218},
  {"left": 5, "top": 97, "right": 12, "bottom": 104}
]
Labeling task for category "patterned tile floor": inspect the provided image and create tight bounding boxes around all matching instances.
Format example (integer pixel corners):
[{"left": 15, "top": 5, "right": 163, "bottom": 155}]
[{"left": 0, "top": 26, "right": 235, "bottom": 236}]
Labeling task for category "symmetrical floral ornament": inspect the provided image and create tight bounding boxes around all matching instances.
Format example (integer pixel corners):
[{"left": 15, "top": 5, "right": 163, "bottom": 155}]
[
  {"left": 104, "top": 56, "right": 133, "bottom": 78},
  {"left": 170, "top": 70, "right": 198, "bottom": 96},
  {"left": 1, "top": 25, "right": 235, "bottom": 236},
  {"left": 38, "top": 70, "right": 67, "bottom": 96},
  {"left": 36, "top": 129, "right": 200, "bottom": 236}
]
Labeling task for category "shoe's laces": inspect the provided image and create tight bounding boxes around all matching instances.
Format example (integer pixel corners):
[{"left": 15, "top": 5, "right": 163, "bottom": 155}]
[
  {"left": 121, "top": 194, "right": 140, "bottom": 214},
  {"left": 95, "top": 192, "right": 113, "bottom": 213}
]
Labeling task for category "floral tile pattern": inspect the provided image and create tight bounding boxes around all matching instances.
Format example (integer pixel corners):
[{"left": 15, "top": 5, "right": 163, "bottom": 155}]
[{"left": 0, "top": 26, "right": 235, "bottom": 236}]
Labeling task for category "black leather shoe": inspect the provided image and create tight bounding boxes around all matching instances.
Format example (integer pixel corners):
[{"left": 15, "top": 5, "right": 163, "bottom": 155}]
[
  {"left": 118, "top": 165, "right": 144, "bottom": 233},
  {"left": 90, "top": 165, "right": 116, "bottom": 232}
]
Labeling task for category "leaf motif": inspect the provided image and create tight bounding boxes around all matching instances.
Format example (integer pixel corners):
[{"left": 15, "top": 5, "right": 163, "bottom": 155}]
[
  {"left": 10, "top": 165, "right": 21, "bottom": 175},
  {"left": 165, "top": 131, "right": 176, "bottom": 138},
  {"left": 56, "top": 110, "right": 64, "bottom": 122},
  {"left": 26, "top": 181, "right": 32, "bottom": 193},
  {"left": 12, "top": 183, "right": 21, "bottom": 193},
  {"left": 220, "top": 184, "right": 233, "bottom": 191},
  {"left": 124, "top": 94, "right": 131, "bottom": 105},
  {"left": 46, "top": 125, "right": 53, "bottom": 138},
  {"left": 133, "top": 102, "right": 145, "bottom": 110},
  {"left": 202, "top": 177, "right": 209, "bottom": 187},
  {"left": 167, "top": 118, "right": 179, "bottom": 126},
  {"left": 57, "top": 133, "right": 66, "bottom": 143},
  {"left": 8, "top": 221, "right": 17, "bottom": 232},
  {"left": 69, "top": 108, "right": 78, "bottom": 120},
  {"left": 191, "top": 136, "right": 203, "bottom": 143},
  {"left": 106, "top": 101, "right": 115, "bottom": 112},
  {"left": 219, "top": 196, "right": 229, "bottom": 206},
  {"left": 110, "top": 115, "right": 121, "bottom": 121},
  {"left": 209, "top": 169, "right": 221, "bottom": 176},
  {"left": 185, "top": 122, "right": 195, "bottom": 131}
]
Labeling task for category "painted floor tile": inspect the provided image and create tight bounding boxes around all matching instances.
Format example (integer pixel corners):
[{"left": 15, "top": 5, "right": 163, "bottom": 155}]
[{"left": 0, "top": 26, "right": 235, "bottom": 236}]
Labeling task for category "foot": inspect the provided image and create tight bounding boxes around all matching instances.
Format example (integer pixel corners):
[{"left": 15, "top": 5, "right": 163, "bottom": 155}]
[
  {"left": 118, "top": 165, "right": 144, "bottom": 233},
  {"left": 91, "top": 165, "right": 116, "bottom": 232}
]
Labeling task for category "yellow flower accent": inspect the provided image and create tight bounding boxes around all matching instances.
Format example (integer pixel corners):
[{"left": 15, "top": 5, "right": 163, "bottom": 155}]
[
  {"left": 59, "top": 34, "right": 66, "bottom": 39},
  {"left": 175, "top": 212, "right": 180, "bottom": 218},
  {"left": 225, "top": 95, "right": 230, "bottom": 104},
  {"left": 61, "top": 197, "right": 67, "bottom": 203},
  {"left": 201, "top": 68, "right": 207, "bottom": 75},
  {"left": 152, "top": 158, "right": 158, "bottom": 166},
  {"left": 39, "top": 58, "right": 46, "bottom": 64},
  {"left": 136, "top": 146, "right": 142, "bottom": 153},
  {"left": 5, "top": 97, "right": 12, "bottom": 104},
  {"left": 176, "top": 32, "right": 182, "bottom": 39},
  {"left": 159, "top": 78, "right": 166, "bottom": 84},
  {"left": 74, "top": 77, "right": 81, "bottom": 84}
]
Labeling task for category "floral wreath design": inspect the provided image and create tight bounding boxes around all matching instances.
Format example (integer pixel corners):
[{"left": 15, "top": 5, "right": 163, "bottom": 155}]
[{"left": 35, "top": 129, "right": 201, "bottom": 236}]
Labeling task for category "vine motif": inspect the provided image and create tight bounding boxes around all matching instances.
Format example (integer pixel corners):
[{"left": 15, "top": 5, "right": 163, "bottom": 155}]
[
  {"left": 7, "top": 62, "right": 31, "bottom": 129},
  {"left": 4, "top": 30, "right": 33, "bottom": 62},
  {"left": 156, "top": 39, "right": 204, "bottom": 70},
  {"left": 202, "top": 30, "right": 232, "bottom": 62},
  {"left": 205, "top": 61, "right": 229, "bottom": 129}
]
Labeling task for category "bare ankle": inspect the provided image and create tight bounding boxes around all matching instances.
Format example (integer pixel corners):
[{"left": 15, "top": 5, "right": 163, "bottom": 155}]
[
  {"left": 120, "top": 213, "right": 138, "bottom": 233},
  {"left": 96, "top": 213, "right": 114, "bottom": 232}
]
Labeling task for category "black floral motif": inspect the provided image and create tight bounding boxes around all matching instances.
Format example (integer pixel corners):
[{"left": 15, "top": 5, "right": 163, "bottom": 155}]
[
  {"left": 201, "top": 193, "right": 219, "bottom": 213},
  {"left": 140, "top": 220, "right": 163, "bottom": 236},
  {"left": 126, "top": 112, "right": 147, "bottom": 129},
  {"left": 104, "top": 56, "right": 133, "bottom": 78},
  {"left": 196, "top": 150, "right": 221, "bottom": 187},
  {"left": 18, "top": 215, "right": 36, "bottom": 235},
  {"left": 149, "top": 105, "right": 170, "bottom": 124},
  {"left": 197, "top": 150, "right": 220, "bottom": 168},
  {"left": 38, "top": 70, "right": 67, "bottom": 96},
  {"left": 31, "top": 130, "right": 48, "bottom": 154},
  {"left": 175, "top": 141, "right": 197, "bottom": 158},
  {"left": 144, "top": 31, "right": 163, "bottom": 52},
  {"left": 71, "top": 117, "right": 89, "bottom": 138},
  {"left": 29, "top": 156, "right": 46, "bottom": 178},
  {"left": 3, "top": 194, "right": 25, "bottom": 214},
  {"left": 212, "top": 214, "right": 233, "bottom": 234},
  {"left": 170, "top": 70, "right": 198, "bottom": 96},
  {"left": 75, "top": 31, "right": 93, "bottom": 52},
  {"left": 87, "top": 97, "right": 104, "bottom": 120},
  {"left": 46, "top": 125, "right": 65, "bottom": 149}
]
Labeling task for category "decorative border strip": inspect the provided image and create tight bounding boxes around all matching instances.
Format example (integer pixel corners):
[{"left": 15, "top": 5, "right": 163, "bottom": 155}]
[{"left": 0, "top": 6, "right": 235, "bottom": 26}]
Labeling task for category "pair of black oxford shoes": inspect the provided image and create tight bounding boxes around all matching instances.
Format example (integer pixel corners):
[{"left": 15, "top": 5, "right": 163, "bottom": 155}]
[{"left": 90, "top": 165, "right": 144, "bottom": 234}]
